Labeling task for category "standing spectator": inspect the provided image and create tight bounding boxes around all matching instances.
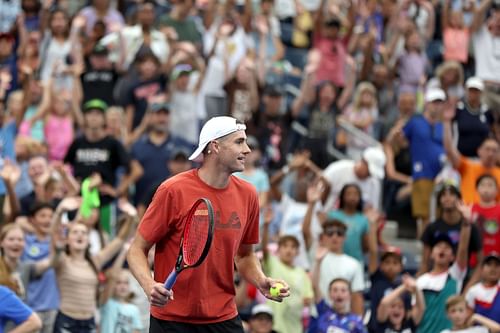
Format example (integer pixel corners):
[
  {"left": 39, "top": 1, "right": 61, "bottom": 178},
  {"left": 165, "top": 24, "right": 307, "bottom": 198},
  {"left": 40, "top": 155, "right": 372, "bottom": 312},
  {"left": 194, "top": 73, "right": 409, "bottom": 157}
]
[
  {"left": 442, "top": 0, "right": 470, "bottom": 64},
  {"left": 314, "top": 220, "right": 365, "bottom": 316},
  {"left": 470, "top": 0, "right": 500, "bottom": 114},
  {"left": 376, "top": 274, "right": 425, "bottom": 333},
  {"left": 323, "top": 146, "right": 386, "bottom": 211},
  {"left": 78, "top": 0, "right": 125, "bottom": 36},
  {"left": 465, "top": 253, "right": 500, "bottom": 324},
  {"left": 443, "top": 104, "right": 500, "bottom": 204},
  {"left": 130, "top": 101, "right": 192, "bottom": 205},
  {"left": 452, "top": 77, "right": 492, "bottom": 158},
  {"left": 0, "top": 286, "right": 42, "bottom": 333},
  {"left": 123, "top": 52, "right": 167, "bottom": 132},
  {"left": 261, "top": 208, "right": 313, "bottom": 333},
  {"left": 0, "top": 0, "right": 21, "bottom": 33},
  {"left": 158, "top": 0, "right": 202, "bottom": 47},
  {"left": 396, "top": 30, "right": 428, "bottom": 94},
  {"left": 419, "top": 183, "right": 482, "bottom": 275},
  {"left": 64, "top": 99, "right": 142, "bottom": 235},
  {"left": 393, "top": 88, "right": 446, "bottom": 235},
  {"left": 416, "top": 208, "right": 471, "bottom": 333},
  {"left": 442, "top": 295, "right": 500, "bottom": 332}
]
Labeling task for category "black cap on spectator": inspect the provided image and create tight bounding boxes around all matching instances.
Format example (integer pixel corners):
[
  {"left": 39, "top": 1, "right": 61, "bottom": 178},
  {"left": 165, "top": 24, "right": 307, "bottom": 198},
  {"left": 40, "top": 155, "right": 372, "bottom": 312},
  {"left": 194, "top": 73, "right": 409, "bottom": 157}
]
[
  {"left": 263, "top": 84, "right": 284, "bottom": 97},
  {"left": 83, "top": 99, "right": 108, "bottom": 113},
  {"left": 324, "top": 18, "right": 341, "bottom": 28},
  {"left": 380, "top": 246, "right": 403, "bottom": 262},
  {"left": 91, "top": 44, "right": 108, "bottom": 56},
  {"left": 483, "top": 252, "right": 500, "bottom": 265},
  {"left": 431, "top": 233, "right": 454, "bottom": 249}
]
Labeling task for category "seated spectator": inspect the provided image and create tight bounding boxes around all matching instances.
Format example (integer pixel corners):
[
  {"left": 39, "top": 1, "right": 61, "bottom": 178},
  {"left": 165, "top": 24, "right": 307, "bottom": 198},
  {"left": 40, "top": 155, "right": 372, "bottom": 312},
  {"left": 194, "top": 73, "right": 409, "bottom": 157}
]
[
  {"left": 452, "top": 78, "right": 492, "bottom": 158},
  {"left": 246, "top": 304, "right": 278, "bottom": 333},
  {"left": 441, "top": 295, "right": 500, "bottom": 332},
  {"left": 314, "top": 220, "right": 365, "bottom": 316},
  {"left": 261, "top": 208, "right": 313, "bottom": 333},
  {"left": 419, "top": 183, "right": 482, "bottom": 275},
  {"left": 327, "top": 184, "right": 370, "bottom": 264},
  {"left": 443, "top": 103, "right": 500, "bottom": 203},
  {"left": 309, "top": 274, "right": 367, "bottom": 333},
  {"left": 416, "top": 215, "right": 471, "bottom": 333},
  {"left": 323, "top": 146, "right": 386, "bottom": 212},
  {"left": 0, "top": 285, "right": 42, "bottom": 332},
  {"left": 465, "top": 254, "right": 500, "bottom": 324},
  {"left": 376, "top": 274, "right": 425, "bottom": 333}
]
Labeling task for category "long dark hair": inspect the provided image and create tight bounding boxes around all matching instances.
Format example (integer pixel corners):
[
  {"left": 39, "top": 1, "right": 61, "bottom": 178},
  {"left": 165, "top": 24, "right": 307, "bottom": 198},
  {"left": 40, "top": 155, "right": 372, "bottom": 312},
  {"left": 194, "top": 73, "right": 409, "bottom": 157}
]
[
  {"left": 65, "top": 223, "right": 99, "bottom": 277},
  {"left": 338, "top": 183, "right": 363, "bottom": 212}
]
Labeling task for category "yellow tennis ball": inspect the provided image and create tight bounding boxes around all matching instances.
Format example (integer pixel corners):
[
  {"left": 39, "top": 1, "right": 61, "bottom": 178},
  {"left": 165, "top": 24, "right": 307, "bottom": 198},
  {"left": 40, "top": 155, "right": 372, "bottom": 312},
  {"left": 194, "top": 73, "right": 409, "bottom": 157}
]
[{"left": 270, "top": 283, "right": 284, "bottom": 297}]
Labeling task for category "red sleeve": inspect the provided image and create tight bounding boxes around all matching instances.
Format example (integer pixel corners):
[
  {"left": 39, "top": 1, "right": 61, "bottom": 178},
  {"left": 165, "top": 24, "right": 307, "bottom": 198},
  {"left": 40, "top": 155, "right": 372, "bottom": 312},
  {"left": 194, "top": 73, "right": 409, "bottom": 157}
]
[
  {"left": 138, "top": 184, "right": 177, "bottom": 244},
  {"left": 241, "top": 187, "right": 260, "bottom": 245}
]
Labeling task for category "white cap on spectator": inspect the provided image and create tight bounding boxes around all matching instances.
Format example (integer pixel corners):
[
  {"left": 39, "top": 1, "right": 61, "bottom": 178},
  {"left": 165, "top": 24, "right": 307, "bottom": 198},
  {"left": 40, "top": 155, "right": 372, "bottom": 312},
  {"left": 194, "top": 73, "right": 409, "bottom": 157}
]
[
  {"left": 425, "top": 88, "right": 446, "bottom": 103},
  {"left": 251, "top": 304, "right": 274, "bottom": 318},
  {"left": 189, "top": 116, "right": 246, "bottom": 162},
  {"left": 465, "top": 77, "right": 484, "bottom": 91},
  {"left": 363, "top": 146, "right": 386, "bottom": 179}
]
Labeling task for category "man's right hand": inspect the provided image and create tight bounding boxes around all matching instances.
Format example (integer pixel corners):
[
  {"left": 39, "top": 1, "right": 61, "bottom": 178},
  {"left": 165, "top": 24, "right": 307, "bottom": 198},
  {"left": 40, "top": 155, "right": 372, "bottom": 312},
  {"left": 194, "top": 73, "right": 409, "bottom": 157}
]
[{"left": 148, "top": 282, "right": 174, "bottom": 307}]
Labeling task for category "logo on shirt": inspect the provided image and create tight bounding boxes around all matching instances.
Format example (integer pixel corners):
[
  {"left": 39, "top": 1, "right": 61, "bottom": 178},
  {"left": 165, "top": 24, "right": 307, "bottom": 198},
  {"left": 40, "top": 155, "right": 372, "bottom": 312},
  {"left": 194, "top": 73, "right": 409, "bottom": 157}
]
[
  {"left": 484, "top": 219, "right": 499, "bottom": 235},
  {"left": 215, "top": 211, "right": 241, "bottom": 230}
]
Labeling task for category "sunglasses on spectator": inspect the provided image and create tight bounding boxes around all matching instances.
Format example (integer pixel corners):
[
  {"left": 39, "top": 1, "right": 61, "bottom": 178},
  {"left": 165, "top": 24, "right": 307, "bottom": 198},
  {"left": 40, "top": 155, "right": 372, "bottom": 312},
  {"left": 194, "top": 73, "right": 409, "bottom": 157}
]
[{"left": 324, "top": 228, "right": 345, "bottom": 237}]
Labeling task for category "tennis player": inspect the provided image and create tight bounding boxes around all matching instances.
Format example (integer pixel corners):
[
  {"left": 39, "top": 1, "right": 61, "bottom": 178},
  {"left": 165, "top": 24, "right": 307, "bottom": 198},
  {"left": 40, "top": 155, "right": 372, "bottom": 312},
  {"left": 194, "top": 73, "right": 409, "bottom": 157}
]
[{"left": 127, "top": 116, "right": 290, "bottom": 332}]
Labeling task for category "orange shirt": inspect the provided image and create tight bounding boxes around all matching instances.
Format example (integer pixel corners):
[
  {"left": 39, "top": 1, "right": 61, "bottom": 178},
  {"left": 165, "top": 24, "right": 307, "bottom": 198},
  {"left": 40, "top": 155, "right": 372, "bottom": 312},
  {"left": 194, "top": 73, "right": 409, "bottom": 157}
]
[
  {"left": 458, "top": 156, "right": 500, "bottom": 204},
  {"left": 138, "top": 169, "right": 260, "bottom": 324}
]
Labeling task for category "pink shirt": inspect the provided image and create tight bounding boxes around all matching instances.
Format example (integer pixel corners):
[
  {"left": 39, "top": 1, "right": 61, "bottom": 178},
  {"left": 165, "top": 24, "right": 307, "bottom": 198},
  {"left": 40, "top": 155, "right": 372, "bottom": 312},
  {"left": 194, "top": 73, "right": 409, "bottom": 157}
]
[
  {"left": 44, "top": 114, "right": 74, "bottom": 161},
  {"left": 443, "top": 28, "right": 469, "bottom": 63},
  {"left": 313, "top": 32, "right": 347, "bottom": 87}
]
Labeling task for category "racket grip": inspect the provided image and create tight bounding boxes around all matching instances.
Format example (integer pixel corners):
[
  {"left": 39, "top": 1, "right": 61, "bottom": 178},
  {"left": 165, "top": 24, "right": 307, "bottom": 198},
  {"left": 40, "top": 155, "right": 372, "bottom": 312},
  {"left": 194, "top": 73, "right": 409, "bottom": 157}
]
[{"left": 164, "top": 269, "right": 178, "bottom": 290}]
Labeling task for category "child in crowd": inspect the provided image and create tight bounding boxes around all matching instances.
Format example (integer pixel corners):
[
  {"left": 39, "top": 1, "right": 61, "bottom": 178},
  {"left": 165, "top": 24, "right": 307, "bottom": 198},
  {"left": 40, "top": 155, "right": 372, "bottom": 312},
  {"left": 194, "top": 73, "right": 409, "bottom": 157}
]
[
  {"left": 376, "top": 274, "right": 425, "bottom": 333},
  {"left": 417, "top": 203, "right": 472, "bottom": 333},
  {"left": 465, "top": 254, "right": 500, "bottom": 324},
  {"left": 441, "top": 295, "right": 500, "bottom": 333},
  {"left": 100, "top": 241, "right": 143, "bottom": 333},
  {"left": 261, "top": 207, "right": 314, "bottom": 333}
]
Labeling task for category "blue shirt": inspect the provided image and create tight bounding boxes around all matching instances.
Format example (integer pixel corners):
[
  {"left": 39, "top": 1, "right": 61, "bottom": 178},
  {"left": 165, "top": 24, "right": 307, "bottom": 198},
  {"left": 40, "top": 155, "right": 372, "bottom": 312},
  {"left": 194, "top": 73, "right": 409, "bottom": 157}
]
[
  {"left": 0, "top": 286, "right": 33, "bottom": 333},
  {"left": 21, "top": 234, "right": 60, "bottom": 311},
  {"left": 0, "top": 121, "right": 17, "bottom": 195},
  {"left": 327, "top": 210, "right": 369, "bottom": 263},
  {"left": 100, "top": 299, "right": 144, "bottom": 333},
  {"left": 403, "top": 115, "right": 445, "bottom": 180},
  {"left": 234, "top": 169, "right": 270, "bottom": 193},
  {"left": 130, "top": 134, "right": 193, "bottom": 204},
  {"left": 309, "top": 300, "right": 367, "bottom": 333}
]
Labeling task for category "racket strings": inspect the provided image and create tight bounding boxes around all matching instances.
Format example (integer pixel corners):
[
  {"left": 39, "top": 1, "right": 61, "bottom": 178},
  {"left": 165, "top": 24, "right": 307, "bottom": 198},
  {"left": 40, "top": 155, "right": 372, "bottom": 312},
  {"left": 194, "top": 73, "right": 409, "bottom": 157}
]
[{"left": 183, "top": 205, "right": 210, "bottom": 266}]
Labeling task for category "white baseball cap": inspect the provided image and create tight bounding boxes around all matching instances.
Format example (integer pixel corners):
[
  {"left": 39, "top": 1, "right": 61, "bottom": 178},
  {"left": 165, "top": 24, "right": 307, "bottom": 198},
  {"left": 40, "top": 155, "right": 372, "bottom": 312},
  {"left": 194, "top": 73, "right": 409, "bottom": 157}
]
[
  {"left": 189, "top": 116, "right": 247, "bottom": 161},
  {"left": 465, "top": 77, "right": 484, "bottom": 91},
  {"left": 425, "top": 88, "right": 446, "bottom": 103},
  {"left": 362, "top": 146, "right": 386, "bottom": 179},
  {"left": 251, "top": 303, "right": 273, "bottom": 318}
]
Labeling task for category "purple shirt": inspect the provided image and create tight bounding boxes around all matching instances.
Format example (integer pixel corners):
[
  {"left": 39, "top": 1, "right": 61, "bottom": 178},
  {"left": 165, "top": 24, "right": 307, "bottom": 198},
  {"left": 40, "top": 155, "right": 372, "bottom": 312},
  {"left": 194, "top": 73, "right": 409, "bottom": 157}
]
[
  {"left": 78, "top": 6, "right": 124, "bottom": 35},
  {"left": 398, "top": 51, "right": 427, "bottom": 93}
]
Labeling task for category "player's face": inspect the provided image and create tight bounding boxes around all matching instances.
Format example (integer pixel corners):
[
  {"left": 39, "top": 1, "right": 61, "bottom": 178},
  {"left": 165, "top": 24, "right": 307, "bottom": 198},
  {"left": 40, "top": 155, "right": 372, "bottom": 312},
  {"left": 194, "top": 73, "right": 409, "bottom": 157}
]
[
  {"left": 388, "top": 298, "right": 406, "bottom": 325},
  {"left": 447, "top": 302, "right": 468, "bottom": 327},
  {"left": 1, "top": 228, "right": 25, "bottom": 260},
  {"left": 216, "top": 131, "right": 251, "bottom": 173},
  {"left": 68, "top": 223, "right": 90, "bottom": 252}
]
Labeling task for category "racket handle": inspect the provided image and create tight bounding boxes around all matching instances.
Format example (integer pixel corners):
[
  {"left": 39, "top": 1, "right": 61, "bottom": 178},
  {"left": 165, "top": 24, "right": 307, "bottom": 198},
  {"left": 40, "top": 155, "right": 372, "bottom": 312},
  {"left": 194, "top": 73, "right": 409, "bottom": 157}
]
[{"left": 164, "top": 269, "right": 178, "bottom": 290}]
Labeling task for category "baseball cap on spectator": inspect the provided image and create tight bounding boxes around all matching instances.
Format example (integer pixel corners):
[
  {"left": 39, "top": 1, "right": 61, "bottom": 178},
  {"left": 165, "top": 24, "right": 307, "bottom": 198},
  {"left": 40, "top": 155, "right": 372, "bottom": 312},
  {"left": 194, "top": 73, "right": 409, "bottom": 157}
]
[
  {"left": 171, "top": 64, "right": 192, "bottom": 81},
  {"left": 465, "top": 77, "right": 485, "bottom": 91},
  {"left": 483, "top": 252, "right": 500, "bottom": 264},
  {"left": 425, "top": 88, "right": 446, "bottom": 103},
  {"left": 91, "top": 44, "right": 108, "bottom": 56},
  {"left": 251, "top": 304, "right": 273, "bottom": 319},
  {"left": 381, "top": 246, "right": 403, "bottom": 262},
  {"left": 189, "top": 116, "right": 246, "bottom": 161},
  {"left": 150, "top": 102, "right": 170, "bottom": 113},
  {"left": 436, "top": 181, "right": 462, "bottom": 200},
  {"left": 83, "top": 99, "right": 108, "bottom": 113},
  {"left": 431, "top": 233, "right": 454, "bottom": 249},
  {"left": 324, "top": 17, "right": 341, "bottom": 28},
  {"left": 263, "top": 84, "right": 284, "bottom": 97},
  {"left": 362, "top": 147, "right": 386, "bottom": 179}
]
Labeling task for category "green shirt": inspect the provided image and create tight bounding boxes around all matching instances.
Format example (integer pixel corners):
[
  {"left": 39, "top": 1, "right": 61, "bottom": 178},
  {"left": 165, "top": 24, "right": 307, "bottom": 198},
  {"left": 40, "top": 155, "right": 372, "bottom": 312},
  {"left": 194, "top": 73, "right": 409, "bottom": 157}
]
[{"left": 158, "top": 15, "right": 202, "bottom": 44}]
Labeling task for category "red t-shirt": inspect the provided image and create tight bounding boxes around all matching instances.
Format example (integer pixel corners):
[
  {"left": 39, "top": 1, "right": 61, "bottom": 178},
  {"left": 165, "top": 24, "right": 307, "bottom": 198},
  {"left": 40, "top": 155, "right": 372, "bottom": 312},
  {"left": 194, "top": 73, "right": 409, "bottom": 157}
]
[
  {"left": 313, "top": 32, "right": 348, "bottom": 87},
  {"left": 472, "top": 204, "right": 500, "bottom": 256},
  {"left": 138, "top": 169, "right": 260, "bottom": 324}
]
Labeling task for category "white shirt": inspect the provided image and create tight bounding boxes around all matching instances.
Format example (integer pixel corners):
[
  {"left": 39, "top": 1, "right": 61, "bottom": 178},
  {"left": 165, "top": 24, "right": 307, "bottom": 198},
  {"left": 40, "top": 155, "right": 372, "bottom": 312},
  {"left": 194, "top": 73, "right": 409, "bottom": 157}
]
[
  {"left": 417, "top": 262, "right": 467, "bottom": 294},
  {"left": 473, "top": 25, "right": 500, "bottom": 84},
  {"left": 170, "top": 74, "right": 200, "bottom": 145},
  {"left": 323, "top": 160, "right": 381, "bottom": 211},
  {"left": 319, "top": 252, "right": 365, "bottom": 301},
  {"left": 465, "top": 282, "right": 500, "bottom": 309}
]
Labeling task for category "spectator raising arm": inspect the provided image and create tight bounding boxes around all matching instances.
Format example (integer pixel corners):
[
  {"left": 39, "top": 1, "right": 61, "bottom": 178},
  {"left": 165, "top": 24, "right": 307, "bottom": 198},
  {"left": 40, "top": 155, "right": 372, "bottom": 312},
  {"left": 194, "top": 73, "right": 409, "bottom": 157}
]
[
  {"left": 470, "top": 0, "right": 493, "bottom": 33},
  {"left": 442, "top": 105, "right": 462, "bottom": 169}
]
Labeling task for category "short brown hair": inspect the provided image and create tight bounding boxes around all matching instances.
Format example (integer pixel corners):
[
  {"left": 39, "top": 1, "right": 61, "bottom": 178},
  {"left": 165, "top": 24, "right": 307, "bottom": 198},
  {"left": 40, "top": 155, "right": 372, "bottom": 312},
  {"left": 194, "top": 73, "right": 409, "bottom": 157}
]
[
  {"left": 446, "top": 295, "right": 466, "bottom": 311},
  {"left": 278, "top": 235, "right": 300, "bottom": 248},
  {"left": 322, "top": 219, "right": 347, "bottom": 232}
]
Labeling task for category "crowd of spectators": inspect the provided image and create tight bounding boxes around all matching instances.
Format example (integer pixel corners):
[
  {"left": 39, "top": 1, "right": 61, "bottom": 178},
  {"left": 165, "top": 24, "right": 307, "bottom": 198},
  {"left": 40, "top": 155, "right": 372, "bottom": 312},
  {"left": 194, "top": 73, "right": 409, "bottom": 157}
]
[{"left": 0, "top": 0, "right": 500, "bottom": 332}]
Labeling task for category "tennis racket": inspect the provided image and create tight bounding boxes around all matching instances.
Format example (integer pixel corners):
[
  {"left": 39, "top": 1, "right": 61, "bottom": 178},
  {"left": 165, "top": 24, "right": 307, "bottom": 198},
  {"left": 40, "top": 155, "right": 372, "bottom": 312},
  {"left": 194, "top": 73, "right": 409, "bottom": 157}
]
[{"left": 164, "top": 198, "right": 215, "bottom": 290}]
